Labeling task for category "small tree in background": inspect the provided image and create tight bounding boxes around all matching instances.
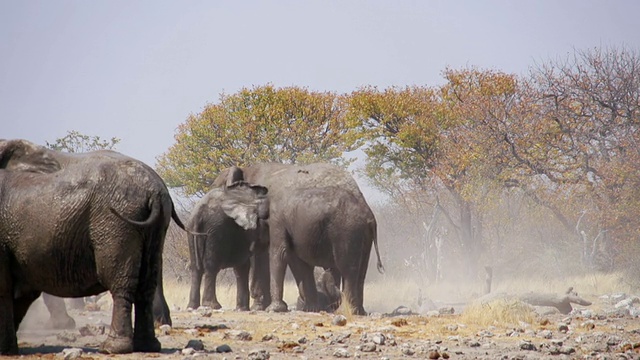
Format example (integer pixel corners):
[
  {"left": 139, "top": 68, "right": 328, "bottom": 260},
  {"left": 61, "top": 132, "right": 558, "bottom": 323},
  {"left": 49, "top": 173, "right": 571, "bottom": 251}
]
[{"left": 47, "top": 130, "right": 120, "bottom": 152}]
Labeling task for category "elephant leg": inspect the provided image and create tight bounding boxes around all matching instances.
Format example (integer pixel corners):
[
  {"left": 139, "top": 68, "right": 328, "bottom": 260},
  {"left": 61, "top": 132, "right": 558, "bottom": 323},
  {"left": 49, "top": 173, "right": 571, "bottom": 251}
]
[
  {"left": 152, "top": 257, "right": 171, "bottom": 327},
  {"left": 42, "top": 293, "right": 76, "bottom": 329},
  {"left": 97, "top": 239, "right": 141, "bottom": 354},
  {"left": 0, "top": 250, "right": 18, "bottom": 355},
  {"left": 266, "top": 227, "right": 289, "bottom": 313},
  {"left": 250, "top": 251, "right": 271, "bottom": 310},
  {"left": 288, "top": 255, "right": 318, "bottom": 312},
  {"left": 201, "top": 270, "right": 222, "bottom": 309},
  {"left": 353, "top": 243, "right": 373, "bottom": 316},
  {"left": 133, "top": 238, "right": 163, "bottom": 352},
  {"left": 187, "top": 267, "right": 204, "bottom": 310},
  {"left": 233, "top": 262, "right": 250, "bottom": 311}
]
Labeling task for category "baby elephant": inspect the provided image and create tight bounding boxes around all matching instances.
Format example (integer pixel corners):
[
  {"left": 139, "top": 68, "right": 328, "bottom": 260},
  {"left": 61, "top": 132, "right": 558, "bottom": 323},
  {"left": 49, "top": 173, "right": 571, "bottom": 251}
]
[
  {"left": 187, "top": 180, "right": 269, "bottom": 311},
  {"left": 296, "top": 270, "right": 342, "bottom": 312}
]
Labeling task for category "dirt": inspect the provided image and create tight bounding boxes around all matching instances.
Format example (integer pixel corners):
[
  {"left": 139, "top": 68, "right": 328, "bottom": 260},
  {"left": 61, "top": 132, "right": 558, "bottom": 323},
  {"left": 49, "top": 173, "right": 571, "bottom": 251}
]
[{"left": 14, "top": 294, "right": 640, "bottom": 359}]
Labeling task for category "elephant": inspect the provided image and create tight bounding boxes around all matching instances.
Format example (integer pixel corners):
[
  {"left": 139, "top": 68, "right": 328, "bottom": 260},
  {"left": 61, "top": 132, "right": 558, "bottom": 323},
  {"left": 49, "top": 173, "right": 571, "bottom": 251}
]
[
  {"left": 0, "top": 139, "right": 185, "bottom": 355},
  {"left": 296, "top": 269, "right": 342, "bottom": 312},
  {"left": 213, "top": 163, "right": 384, "bottom": 315},
  {"left": 186, "top": 170, "right": 270, "bottom": 311}
]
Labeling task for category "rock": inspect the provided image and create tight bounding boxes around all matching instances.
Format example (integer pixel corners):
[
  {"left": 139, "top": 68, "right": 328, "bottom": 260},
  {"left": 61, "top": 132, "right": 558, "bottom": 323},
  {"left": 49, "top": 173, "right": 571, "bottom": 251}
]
[
  {"left": 333, "top": 348, "right": 351, "bottom": 357},
  {"left": 519, "top": 340, "right": 537, "bottom": 351},
  {"left": 78, "top": 324, "right": 106, "bottom": 336},
  {"left": 185, "top": 339, "right": 205, "bottom": 351},
  {"left": 225, "top": 329, "right": 253, "bottom": 341},
  {"left": 159, "top": 324, "right": 171, "bottom": 335},
  {"left": 181, "top": 347, "right": 196, "bottom": 355},
  {"left": 401, "top": 346, "right": 415, "bottom": 355},
  {"left": 438, "top": 307, "right": 455, "bottom": 315},
  {"left": 428, "top": 349, "right": 441, "bottom": 359},
  {"left": 61, "top": 348, "right": 83, "bottom": 360},
  {"left": 360, "top": 343, "right": 376, "bottom": 352},
  {"left": 371, "top": 333, "right": 386, "bottom": 345},
  {"left": 538, "top": 329, "right": 553, "bottom": 339},
  {"left": 196, "top": 306, "right": 213, "bottom": 317},
  {"left": 216, "top": 344, "right": 232, "bottom": 353},
  {"left": 248, "top": 350, "right": 271, "bottom": 360},
  {"left": 332, "top": 315, "right": 347, "bottom": 326},
  {"left": 391, "top": 306, "right": 413, "bottom": 315},
  {"left": 558, "top": 323, "right": 569, "bottom": 332}
]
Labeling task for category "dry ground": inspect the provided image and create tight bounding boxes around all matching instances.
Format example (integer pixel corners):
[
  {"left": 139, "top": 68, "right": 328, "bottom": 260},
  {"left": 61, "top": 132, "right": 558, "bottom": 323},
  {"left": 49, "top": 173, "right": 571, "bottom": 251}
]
[{"left": 13, "top": 273, "right": 640, "bottom": 359}]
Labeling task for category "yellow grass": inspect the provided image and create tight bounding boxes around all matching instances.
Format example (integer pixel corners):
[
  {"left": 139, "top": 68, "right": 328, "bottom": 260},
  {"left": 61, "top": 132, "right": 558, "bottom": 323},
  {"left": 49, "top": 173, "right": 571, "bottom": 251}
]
[{"left": 460, "top": 298, "right": 537, "bottom": 327}]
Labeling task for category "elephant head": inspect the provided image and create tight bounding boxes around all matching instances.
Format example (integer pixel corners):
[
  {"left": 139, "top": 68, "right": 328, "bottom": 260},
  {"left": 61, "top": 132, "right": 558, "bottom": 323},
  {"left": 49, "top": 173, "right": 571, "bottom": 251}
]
[
  {"left": 296, "top": 270, "right": 342, "bottom": 312},
  {"left": 0, "top": 139, "right": 61, "bottom": 173}
]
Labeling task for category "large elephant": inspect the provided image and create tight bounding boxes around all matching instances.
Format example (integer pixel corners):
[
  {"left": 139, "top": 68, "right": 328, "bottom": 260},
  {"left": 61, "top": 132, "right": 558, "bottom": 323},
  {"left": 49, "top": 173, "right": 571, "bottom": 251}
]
[
  {"left": 213, "top": 163, "right": 384, "bottom": 315},
  {"left": 0, "top": 139, "right": 184, "bottom": 355},
  {"left": 187, "top": 169, "right": 270, "bottom": 311}
]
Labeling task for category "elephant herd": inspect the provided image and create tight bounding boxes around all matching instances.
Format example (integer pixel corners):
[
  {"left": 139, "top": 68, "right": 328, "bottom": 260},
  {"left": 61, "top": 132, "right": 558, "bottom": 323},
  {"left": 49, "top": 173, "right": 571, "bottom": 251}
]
[{"left": 0, "top": 139, "right": 383, "bottom": 355}]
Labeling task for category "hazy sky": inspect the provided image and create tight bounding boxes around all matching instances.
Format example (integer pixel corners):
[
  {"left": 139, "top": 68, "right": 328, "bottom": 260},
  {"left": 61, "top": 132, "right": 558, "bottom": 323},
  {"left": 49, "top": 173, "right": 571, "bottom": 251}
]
[{"left": 2, "top": 0, "right": 639, "bottom": 170}]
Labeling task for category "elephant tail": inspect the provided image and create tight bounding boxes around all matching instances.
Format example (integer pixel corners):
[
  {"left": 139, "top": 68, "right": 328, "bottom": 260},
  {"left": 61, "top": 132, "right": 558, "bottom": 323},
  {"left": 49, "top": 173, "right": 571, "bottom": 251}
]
[
  {"left": 371, "top": 222, "right": 385, "bottom": 274},
  {"left": 171, "top": 202, "right": 188, "bottom": 230},
  {"left": 192, "top": 232, "right": 207, "bottom": 272},
  {"left": 110, "top": 196, "right": 162, "bottom": 228}
]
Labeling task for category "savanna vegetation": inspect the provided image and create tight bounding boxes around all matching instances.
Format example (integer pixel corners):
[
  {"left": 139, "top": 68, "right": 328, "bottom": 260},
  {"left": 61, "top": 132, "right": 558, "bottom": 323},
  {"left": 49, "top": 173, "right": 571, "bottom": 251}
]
[
  {"left": 51, "top": 45, "right": 640, "bottom": 306},
  {"left": 155, "top": 46, "right": 640, "bottom": 296}
]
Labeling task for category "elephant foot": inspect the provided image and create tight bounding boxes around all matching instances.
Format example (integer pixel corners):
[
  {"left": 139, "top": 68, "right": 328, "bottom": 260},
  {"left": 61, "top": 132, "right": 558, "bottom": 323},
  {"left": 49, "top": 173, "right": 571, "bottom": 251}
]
[
  {"left": 133, "top": 336, "right": 161, "bottom": 353},
  {"left": 46, "top": 314, "right": 76, "bottom": 330},
  {"left": 100, "top": 335, "right": 134, "bottom": 354},
  {"left": 235, "top": 305, "right": 250, "bottom": 311},
  {"left": 266, "top": 300, "right": 289, "bottom": 313},
  {"left": 202, "top": 301, "right": 222, "bottom": 310},
  {"left": 250, "top": 303, "right": 267, "bottom": 311},
  {"left": 0, "top": 340, "right": 18, "bottom": 356},
  {"left": 352, "top": 306, "right": 367, "bottom": 316},
  {"left": 186, "top": 301, "right": 200, "bottom": 311}
]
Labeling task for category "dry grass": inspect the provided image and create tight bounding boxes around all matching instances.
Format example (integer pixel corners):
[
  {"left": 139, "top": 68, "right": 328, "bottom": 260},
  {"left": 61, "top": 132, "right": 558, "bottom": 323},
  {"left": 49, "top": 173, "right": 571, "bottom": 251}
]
[{"left": 460, "top": 298, "right": 537, "bottom": 327}]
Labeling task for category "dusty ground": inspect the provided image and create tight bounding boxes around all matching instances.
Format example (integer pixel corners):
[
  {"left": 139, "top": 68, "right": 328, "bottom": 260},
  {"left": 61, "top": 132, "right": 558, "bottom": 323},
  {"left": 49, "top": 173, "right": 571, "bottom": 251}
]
[{"left": 13, "top": 291, "right": 640, "bottom": 359}]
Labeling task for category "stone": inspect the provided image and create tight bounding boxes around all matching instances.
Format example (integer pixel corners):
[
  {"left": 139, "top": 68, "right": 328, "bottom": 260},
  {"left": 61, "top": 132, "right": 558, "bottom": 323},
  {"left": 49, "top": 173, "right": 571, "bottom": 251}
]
[
  {"left": 332, "top": 315, "right": 348, "bottom": 326},
  {"left": 185, "top": 339, "right": 205, "bottom": 351},
  {"left": 61, "top": 348, "right": 83, "bottom": 360},
  {"left": 216, "top": 344, "right": 232, "bottom": 353}
]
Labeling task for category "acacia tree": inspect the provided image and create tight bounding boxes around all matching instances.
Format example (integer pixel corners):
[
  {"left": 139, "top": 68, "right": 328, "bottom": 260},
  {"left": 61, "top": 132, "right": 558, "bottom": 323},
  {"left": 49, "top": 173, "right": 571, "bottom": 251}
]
[
  {"left": 157, "top": 84, "right": 362, "bottom": 196},
  {"left": 348, "top": 68, "right": 522, "bottom": 280},
  {"left": 47, "top": 130, "right": 120, "bottom": 152},
  {"left": 503, "top": 46, "right": 640, "bottom": 269}
]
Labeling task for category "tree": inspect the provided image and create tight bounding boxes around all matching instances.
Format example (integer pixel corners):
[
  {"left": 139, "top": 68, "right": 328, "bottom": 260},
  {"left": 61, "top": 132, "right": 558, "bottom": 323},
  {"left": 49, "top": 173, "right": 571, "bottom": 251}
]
[
  {"left": 504, "top": 46, "right": 640, "bottom": 269},
  {"left": 157, "top": 84, "right": 363, "bottom": 196},
  {"left": 348, "top": 68, "right": 522, "bottom": 279},
  {"left": 46, "top": 130, "right": 120, "bottom": 152}
]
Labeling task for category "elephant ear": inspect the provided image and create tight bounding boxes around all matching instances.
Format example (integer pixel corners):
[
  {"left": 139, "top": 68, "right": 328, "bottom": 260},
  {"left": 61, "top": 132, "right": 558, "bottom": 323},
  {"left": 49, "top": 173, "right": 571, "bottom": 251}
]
[
  {"left": 221, "top": 181, "right": 268, "bottom": 230},
  {"left": 225, "top": 166, "right": 245, "bottom": 187},
  {"left": 0, "top": 139, "right": 62, "bottom": 173}
]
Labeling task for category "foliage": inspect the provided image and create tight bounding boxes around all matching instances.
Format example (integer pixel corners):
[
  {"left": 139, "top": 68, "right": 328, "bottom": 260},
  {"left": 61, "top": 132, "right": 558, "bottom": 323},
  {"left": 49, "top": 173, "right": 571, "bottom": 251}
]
[
  {"left": 46, "top": 130, "right": 120, "bottom": 152},
  {"left": 157, "top": 84, "right": 362, "bottom": 196}
]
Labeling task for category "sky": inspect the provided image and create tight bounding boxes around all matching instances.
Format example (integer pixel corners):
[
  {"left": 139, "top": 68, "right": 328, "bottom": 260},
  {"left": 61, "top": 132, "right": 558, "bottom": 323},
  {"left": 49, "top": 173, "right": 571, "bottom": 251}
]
[{"left": 2, "top": 0, "right": 639, "bottom": 190}]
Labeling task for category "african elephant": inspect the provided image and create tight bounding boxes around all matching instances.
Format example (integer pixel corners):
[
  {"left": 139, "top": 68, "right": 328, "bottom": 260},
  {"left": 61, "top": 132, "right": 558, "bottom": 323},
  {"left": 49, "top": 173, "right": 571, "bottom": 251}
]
[
  {"left": 296, "top": 270, "right": 342, "bottom": 312},
  {"left": 0, "top": 139, "right": 185, "bottom": 355},
  {"left": 186, "top": 170, "right": 270, "bottom": 311},
  {"left": 213, "top": 163, "right": 384, "bottom": 315}
]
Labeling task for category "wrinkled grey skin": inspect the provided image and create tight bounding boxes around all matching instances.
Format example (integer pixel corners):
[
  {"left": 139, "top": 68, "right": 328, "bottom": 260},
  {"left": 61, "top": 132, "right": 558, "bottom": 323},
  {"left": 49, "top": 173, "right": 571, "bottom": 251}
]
[
  {"left": 213, "top": 163, "right": 384, "bottom": 315},
  {"left": 187, "top": 171, "right": 270, "bottom": 311},
  {"left": 296, "top": 270, "right": 342, "bottom": 312},
  {"left": 0, "top": 139, "right": 185, "bottom": 355}
]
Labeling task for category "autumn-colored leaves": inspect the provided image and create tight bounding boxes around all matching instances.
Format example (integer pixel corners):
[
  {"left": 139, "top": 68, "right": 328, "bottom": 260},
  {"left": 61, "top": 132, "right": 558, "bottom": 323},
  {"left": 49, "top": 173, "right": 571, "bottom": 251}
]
[{"left": 157, "top": 46, "right": 640, "bottom": 270}]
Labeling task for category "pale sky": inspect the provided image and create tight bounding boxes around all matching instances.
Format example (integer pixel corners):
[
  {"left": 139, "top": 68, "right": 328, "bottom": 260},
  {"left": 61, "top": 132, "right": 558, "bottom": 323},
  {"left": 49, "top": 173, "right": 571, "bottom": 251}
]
[{"left": 2, "top": 0, "right": 639, "bottom": 172}]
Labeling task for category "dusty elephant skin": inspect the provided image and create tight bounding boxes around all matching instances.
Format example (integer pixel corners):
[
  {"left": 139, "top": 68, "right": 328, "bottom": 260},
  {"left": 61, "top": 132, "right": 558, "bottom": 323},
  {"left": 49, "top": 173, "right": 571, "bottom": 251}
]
[
  {"left": 214, "top": 163, "right": 384, "bottom": 315},
  {"left": 0, "top": 139, "right": 184, "bottom": 355},
  {"left": 187, "top": 171, "right": 271, "bottom": 312}
]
